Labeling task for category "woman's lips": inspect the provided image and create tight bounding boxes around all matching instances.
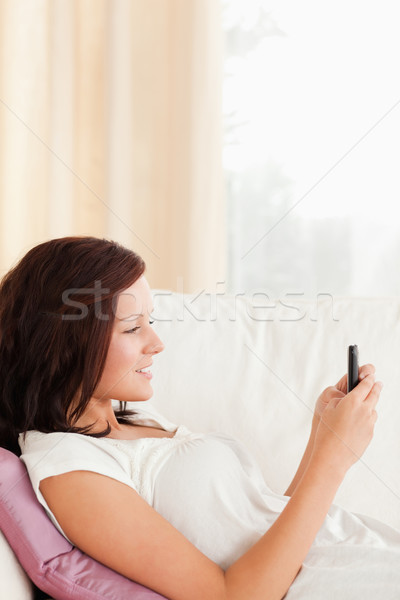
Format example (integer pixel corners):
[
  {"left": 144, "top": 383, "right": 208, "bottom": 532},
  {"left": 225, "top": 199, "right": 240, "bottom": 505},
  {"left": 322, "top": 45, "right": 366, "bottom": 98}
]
[{"left": 136, "top": 370, "right": 152, "bottom": 380}]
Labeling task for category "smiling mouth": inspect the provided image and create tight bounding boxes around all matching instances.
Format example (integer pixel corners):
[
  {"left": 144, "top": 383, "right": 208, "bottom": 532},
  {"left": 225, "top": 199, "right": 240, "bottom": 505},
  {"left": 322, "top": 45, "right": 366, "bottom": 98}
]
[
  {"left": 135, "top": 370, "right": 152, "bottom": 379},
  {"left": 135, "top": 363, "right": 152, "bottom": 373}
]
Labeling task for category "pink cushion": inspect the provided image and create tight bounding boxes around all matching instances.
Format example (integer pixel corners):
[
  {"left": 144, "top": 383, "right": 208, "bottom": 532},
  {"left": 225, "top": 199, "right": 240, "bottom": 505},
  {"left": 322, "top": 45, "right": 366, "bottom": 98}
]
[{"left": 0, "top": 448, "right": 167, "bottom": 599}]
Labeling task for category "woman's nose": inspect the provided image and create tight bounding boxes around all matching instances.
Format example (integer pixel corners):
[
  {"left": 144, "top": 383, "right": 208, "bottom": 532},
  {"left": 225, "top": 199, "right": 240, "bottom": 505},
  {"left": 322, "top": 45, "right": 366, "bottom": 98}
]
[{"left": 146, "top": 332, "right": 165, "bottom": 355}]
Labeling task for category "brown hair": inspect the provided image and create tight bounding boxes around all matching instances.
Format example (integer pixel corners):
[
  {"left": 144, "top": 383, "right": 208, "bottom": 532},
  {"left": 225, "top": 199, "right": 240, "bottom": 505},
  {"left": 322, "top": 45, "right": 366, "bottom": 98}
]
[{"left": 0, "top": 236, "right": 146, "bottom": 455}]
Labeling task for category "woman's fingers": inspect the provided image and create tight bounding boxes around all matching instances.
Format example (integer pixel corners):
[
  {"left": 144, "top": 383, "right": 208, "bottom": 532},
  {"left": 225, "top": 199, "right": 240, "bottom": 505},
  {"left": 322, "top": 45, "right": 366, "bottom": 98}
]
[
  {"left": 335, "top": 373, "right": 348, "bottom": 391},
  {"left": 335, "top": 363, "right": 375, "bottom": 393},
  {"left": 359, "top": 363, "right": 376, "bottom": 380},
  {"left": 363, "top": 380, "right": 383, "bottom": 410},
  {"left": 313, "top": 372, "right": 382, "bottom": 473},
  {"left": 347, "top": 372, "right": 376, "bottom": 400}
]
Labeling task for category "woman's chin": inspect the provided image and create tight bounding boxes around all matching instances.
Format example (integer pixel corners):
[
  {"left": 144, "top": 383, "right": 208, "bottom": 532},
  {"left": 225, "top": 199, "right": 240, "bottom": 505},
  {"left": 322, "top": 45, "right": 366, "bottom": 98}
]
[{"left": 127, "top": 391, "right": 153, "bottom": 403}]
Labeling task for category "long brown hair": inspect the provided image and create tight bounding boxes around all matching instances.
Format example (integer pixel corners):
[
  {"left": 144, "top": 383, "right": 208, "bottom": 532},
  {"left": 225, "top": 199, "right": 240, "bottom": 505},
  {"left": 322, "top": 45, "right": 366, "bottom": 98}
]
[{"left": 0, "top": 236, "right": 146, "bottom": 455}]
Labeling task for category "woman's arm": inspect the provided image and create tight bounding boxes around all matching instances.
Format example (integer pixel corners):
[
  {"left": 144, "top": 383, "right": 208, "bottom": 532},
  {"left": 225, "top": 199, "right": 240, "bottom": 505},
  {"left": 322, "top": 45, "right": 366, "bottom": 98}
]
[
  {"left": 40, "top": 459, "right": 344, "bottom": 600},
  {"left": 226, "top": 452, "right": 345, "bottom": 599},
  {"left": 40, "top": 374, "right": 381, "bottom": 600},
  {"left": 283, "top": 415, "right": 318, "bottom": 497}
]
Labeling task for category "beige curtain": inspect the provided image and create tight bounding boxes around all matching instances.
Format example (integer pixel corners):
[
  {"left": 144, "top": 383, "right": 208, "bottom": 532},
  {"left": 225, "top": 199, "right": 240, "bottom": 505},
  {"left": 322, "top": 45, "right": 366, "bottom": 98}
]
[{"left": 0, "top": 0, "right": 225, "bottom": 293}]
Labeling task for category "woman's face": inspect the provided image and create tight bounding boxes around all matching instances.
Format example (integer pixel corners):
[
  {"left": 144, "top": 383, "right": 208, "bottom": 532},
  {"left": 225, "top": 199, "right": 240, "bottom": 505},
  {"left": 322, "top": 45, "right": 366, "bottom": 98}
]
[{"left": 92, "top": 275, "right": 164, "bottom": 404}]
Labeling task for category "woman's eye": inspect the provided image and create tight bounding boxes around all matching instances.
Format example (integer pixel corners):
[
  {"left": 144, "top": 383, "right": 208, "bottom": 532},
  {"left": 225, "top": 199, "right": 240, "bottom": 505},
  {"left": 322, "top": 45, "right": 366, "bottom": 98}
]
[{"left": 125, "top": 320, "right": 154, "bottom": 334}]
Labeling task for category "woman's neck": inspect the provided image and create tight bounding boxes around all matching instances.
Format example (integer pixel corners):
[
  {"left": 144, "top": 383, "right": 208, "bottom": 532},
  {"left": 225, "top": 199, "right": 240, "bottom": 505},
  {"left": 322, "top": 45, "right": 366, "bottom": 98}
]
[{"left": 71, "top": 398, "right": 124, "bottom": 433}]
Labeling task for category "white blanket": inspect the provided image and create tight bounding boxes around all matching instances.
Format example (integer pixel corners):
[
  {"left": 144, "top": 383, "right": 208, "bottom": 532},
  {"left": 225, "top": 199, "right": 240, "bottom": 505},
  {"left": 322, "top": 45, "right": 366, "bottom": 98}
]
[{"left": 287, "top": 508, "right": 400, "bottom": 599}]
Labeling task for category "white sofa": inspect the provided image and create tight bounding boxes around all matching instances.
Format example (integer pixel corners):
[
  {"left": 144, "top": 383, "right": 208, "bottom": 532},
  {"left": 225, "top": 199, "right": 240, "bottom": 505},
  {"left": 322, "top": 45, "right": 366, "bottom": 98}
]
[{"left": 2, "top": 291, "right": 400, "bottom": 597}]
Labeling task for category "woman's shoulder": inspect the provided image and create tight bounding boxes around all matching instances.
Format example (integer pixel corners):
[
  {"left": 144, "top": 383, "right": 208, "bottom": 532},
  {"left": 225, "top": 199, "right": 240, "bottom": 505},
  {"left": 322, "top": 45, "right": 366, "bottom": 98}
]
[
  {"left": 18, "top": 428, "right": 129, "bottom": 470},
  {"left": 19, "top": 428, "right": 102, "bottom": 452},
  {"left": 18, "top": 427, "right": 137, "bottom": 495}
]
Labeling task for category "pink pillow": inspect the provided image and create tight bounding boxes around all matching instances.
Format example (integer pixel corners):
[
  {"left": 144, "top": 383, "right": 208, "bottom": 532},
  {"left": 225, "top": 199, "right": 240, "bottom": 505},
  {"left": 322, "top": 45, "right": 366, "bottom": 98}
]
[{"left": 0, "top": 448, "right": 167, "bottom": 599}]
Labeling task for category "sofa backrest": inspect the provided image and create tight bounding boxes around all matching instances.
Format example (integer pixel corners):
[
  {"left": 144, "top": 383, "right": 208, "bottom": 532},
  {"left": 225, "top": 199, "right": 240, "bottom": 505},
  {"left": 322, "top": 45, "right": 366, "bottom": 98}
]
[{"left": 149, "top": 291, "right": 400, "bottom": 530}]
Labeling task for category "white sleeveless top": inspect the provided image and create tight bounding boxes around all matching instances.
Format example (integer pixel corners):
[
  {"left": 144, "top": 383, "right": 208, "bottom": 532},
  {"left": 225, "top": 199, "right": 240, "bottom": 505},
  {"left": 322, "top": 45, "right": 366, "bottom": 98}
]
[{"left": 19, "top": 403, "right": 400, "bottom": 599}]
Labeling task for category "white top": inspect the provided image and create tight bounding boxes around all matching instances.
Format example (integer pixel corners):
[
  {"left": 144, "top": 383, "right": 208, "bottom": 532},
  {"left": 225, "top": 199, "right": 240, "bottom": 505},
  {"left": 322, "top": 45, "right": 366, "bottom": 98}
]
[{"left": 19, "top": 403, "right": 400, "bottom": 599}]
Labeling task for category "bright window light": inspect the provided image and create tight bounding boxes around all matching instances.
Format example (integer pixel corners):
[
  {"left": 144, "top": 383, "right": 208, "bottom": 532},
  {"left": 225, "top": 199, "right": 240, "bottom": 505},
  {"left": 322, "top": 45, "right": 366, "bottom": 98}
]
[{"left": 222, "top": 0, "right": 400, "bottom": 297}]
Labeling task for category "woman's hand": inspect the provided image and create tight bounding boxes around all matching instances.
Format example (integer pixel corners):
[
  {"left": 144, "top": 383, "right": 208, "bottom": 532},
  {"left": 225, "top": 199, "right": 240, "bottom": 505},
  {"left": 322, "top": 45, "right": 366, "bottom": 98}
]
[
  {"left": 311, "top": 373, "right": 383, "bottom": 475},
  {"left": 314, "top": 363, "right": 376, "bottom": 420}
]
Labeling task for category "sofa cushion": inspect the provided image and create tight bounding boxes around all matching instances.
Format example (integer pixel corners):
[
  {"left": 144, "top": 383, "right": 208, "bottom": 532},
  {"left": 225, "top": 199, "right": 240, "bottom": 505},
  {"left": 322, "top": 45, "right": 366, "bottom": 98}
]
[{"left": 0, "top": 447, "right": 167, "bottom": 599}]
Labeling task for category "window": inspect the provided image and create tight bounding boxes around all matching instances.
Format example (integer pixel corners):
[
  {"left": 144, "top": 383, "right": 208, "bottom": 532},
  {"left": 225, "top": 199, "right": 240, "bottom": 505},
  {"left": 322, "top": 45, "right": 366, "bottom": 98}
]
[{"left": 222, "top": 0, "right": 400, "bottom": 297}]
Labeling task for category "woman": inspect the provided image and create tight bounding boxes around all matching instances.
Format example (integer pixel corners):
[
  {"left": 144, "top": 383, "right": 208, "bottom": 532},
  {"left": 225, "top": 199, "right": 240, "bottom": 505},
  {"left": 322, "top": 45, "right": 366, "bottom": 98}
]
[{"left": 0, "top": 235, "right": 399, "bottom": 600}]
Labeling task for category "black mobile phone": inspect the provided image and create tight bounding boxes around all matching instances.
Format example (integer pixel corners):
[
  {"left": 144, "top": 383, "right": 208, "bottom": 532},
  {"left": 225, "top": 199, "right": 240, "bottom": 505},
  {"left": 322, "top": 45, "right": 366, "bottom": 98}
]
[{"left": 347, "top": 345, "right": 359, "bottom": 392}]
